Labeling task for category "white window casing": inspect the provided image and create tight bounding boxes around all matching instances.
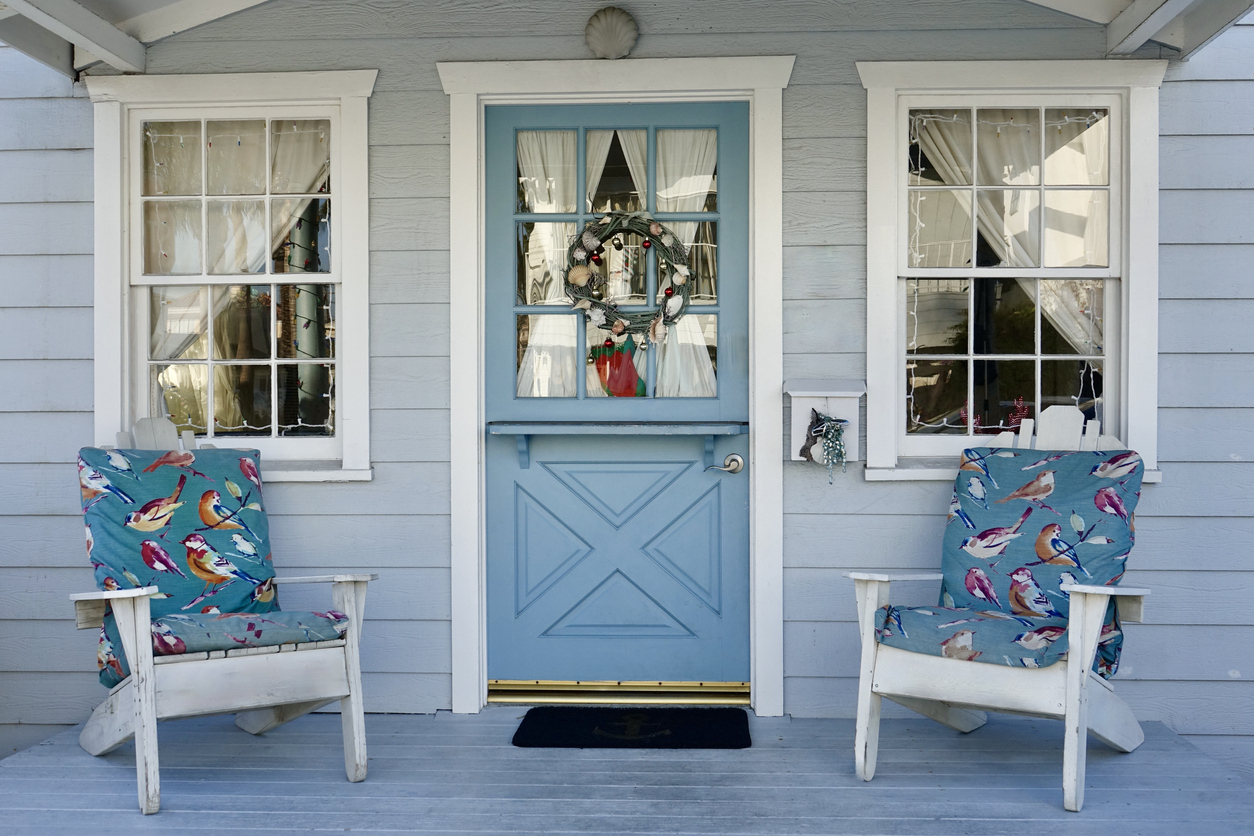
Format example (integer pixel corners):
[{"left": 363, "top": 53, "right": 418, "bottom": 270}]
[
  {"left": 84, "top": 71, "right": 377, "bottom": 481},
  {"left": 857, "top": 61, "right": 1166, "bottom": 482}
]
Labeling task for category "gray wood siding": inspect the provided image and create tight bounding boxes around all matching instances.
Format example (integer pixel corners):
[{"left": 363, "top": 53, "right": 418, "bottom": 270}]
[{"left": 0, "top": 3, "right": 1247, "bottom": 773}]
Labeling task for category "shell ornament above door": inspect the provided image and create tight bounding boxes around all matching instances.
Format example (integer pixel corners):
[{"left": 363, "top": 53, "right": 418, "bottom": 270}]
[{"left": 585, "top": 7, "right": 638, "bottom": 59}]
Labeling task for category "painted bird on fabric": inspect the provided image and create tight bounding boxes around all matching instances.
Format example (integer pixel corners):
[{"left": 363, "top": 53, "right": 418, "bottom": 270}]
[
  {"left": 123, "top": 474, "right": 186, "bottom": 538},
  {"left": 239, "top": 456, "right": 263, "bottom": 492},
  {"left": 966, "top": 476, "right": 989, "bottom": 509},
  {"left": 1009, "top": 567, "right": 1065, "bottom": 618},
  {"left": 1091, "top": 451, "right": 1141, "bottom": 481},
  {"left": 251, "top": 577, "right": 276, "bottom": 604},
  {"left": 1013, "top": 625, "right": 1067, "bottom": 651},
  {"left": 1094, "top": 486, "right": 1131, "bottom": 524},
  {"left": 1028, "top": 524, "right": 1092, "bottom": 577},
  {"left": 959, "top": 508, "right": 1033, "bottom": 561},
  {"left": 141, "top": 539, "right": 187, "bottom": 579},
  {"left": 940, "top": 629, "right": 981, "bottom": 661},
  {"left": 948, "top": 491, "right": 976, "bottom": 530},
  {"left": 151, "top": 622, "right": 187, "bottom": 656},
  {"left": 231, "top": 533, "right": 258, "bottom": 558},
  {"left": 78, "top": 461, "right": 134, "bottom": 507},
  {"left": 181, "top": 533, "right": 261, "bottom": 594},
  {"left": 959, "top": 450, "right": 999, "bottom": 488},
  {"left": 97, "top": 629, "right": 124, "bottom": 679},
  {"left": 103, "top": 449, "right": 136, "bottom": 478},
  {"left": 996, "top": 470, "right": 1058, "bottom": 513},
  {"left": 964, "top": 567, "right": 1002, "bottom": 609},
  {"left": 1022, "top": 451, "right": 1067, "bottom": 471},
  {"left": 198, "top": 490, "right": 260, "bottom": 540},
  {"left": 142, "top": 450, "right": 207, "bottom": 480}
]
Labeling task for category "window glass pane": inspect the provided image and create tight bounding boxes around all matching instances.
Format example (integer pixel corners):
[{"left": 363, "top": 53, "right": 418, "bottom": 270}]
[
  {"left": 908, "top": 190, "right": 972, "bottom": 268},
  {"left": 143, "top": 200, "right": 203, "bottom": 275},
  {"left": 594, "top": 231, "right": 646, "bottom": 305},
  {"left": 150, "top": 286, "right": 208, "bottom": 360},
  {"left": 278, "top": 364, "right": 334, "bottom": 436},
  {"left": 272, "top": 198, "right": 330, "bottom": 273},
  {"left": 277, "top": 284, "right": 335, "bottom": 359},
  {"left": 657, "top": 129, "right": 717, "bottom": 212},
  {"left": 906, "top": 279, "right": 968, "bottom": 355},
  {"left": 977, "top": 189, "right": 1039, "bottom": 267},
  {"left": 973, "top": 359, "right": 1034, "bottom": 434},
  {"left": 1045, "top": 109, "right": 1108, "bottom": 186},
  {"left": 587, "top": 130, "right": 645, "bottom": 212},
  {"left": 588, "top": 325, "right": 647, "bottom": 398},
  {"left": 207, "top": 120, "right": 266, "bottom": 195},
  {"left": 213, "top": 365, "right": 271, "bottom": 435},
  {"left": 142, "top": 121, "right": 201, "bottom": 196},
  {"left": 656, "top": 314, "right": 717, "bottom": 398},
  {"left": 974, "top": 278, "right": 1035, "bottom": 355},
  {"left": 1044, "top": 190, "right": 1108, "bottom": 267},
  {"left": 516, "top": 130, "right": 576, "bottom": 213},
  {"left": 906, "top": 359, "right": 967, "bottom": 434},
  {"left": 212, "top": 285, "right": 271, "bottom": 361},
  {"left": 976, "top": 109, "right": 1039, "bottom": 186},
  {"left": 517, "top": 314, "right": 577, "bottom": 397},
  {"left": 271, "top": 119, "right": 330, "bottom": 194},
  {"left": 1043, "top": 359, "right": 1104, "bottom": 422},
  {"left": 658, "top": 222, "right": 716, "bottom": 305},
  {"left": 517, "top": 222, "right": 577, "bottom": 304},
  {"left": 909, "top": 109, "right": 972, "bottom": 186},
  {"left": 1041, "top": 280, "right": 1104, "bottom": 355},
  {"left": 207, "top": 200, "right": 266, "bottom": 274},
  {"left": 152, "top": 364, "right": 207, "bottom": 435}
]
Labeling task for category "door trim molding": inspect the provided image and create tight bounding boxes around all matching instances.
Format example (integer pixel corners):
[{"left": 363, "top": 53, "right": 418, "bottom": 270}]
[{"left": 439, "top": 56, "right": 795, "bottom": 715}]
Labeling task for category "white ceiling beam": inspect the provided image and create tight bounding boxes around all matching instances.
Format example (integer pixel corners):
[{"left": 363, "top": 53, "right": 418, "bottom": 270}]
[
  {"left": 3, "top": 0, "right": 144, "bottom": 72},
  {"left": 114, "top": 0, "right": 271, "bottom": 44},
  {"left": 1178, "top": 0, "right": 1254, "bottom": 56},
  {"left": 1107, "top": 0, "right": 1203, "bottom": 54},
  {"left": 0, "top": 12, "right": 72, "bottom": 77},
  {"left": 1018, "top": 0, "right": 1130, "bottom": 25}
]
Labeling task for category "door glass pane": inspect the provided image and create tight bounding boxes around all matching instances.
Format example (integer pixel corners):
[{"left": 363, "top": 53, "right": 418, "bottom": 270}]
[
  {"left": 658, "top": 222, "right": 716, "bottom": 305},
  {"left": 587, "top": 130, "right": 645, "bottom": 212},
  {"left": 1043, "top": 359, "right": 1103, "bottom": 421},
  {"left": 277, "top": 284, "right": 335, "bottom": 359},
  {"left": 207, "top": 200, "right": 266, "bottom": 274},
  {"left": 656, "top": 314, "right": 717, "bottom": 398},
  {"left": 212, "top": 285, "right": 271, "bottom": 361},
  {"left": 207, "top": 120, "right": 266, "bottom": 195},
  {"left": 978, "top": 189, "right": 1039, "bottom": 267},
  {"left": 143, "top": 200, "right": 203, "bottom": 275},
  {"left": 908, "top": 190, "right": 972, "bottom": 268},
  {"left": 973, "top": 359, "right": 1034, "bottom": 434},
  {"left": 976, "top": 109, "right": 1040, "bottom": 186},
  {"left": 517, "top": 222, "right": 576, "bottom": 304},
  {"left": 213, "top": 365, "right": 271, "bottom": 435},
  {"left": 657, "top": 129, "right": 717, "bottom": 212},
  {"left": 973, "top": 278, "right": 1035, "bottom": 355},
  {"left": 272, "top": 198, "right": 330, "bottom": 273},
  {"left": 150, "top": 286, "right": 208, "bottom": 360},
  {"left": 907, "top": 279, "right": 967, "bottom": 355},
  {"left": 909, "top": 109, "right": 972, "bottom": 186},
  {"left": 906, "top": 359, "right": 967, "bottom": 434},
  {"left": 1045, "top": 109, "right": 1108, "bottom": 186},
  {"left": 278, "top": 364, "right": 334, "bottom": 436},
  {"left": 593, "top": 231, "right": 646, "bottom": 305},
  {"left": 152, "top": 364, "right": 207, "bottom": 435},
  {"left": 1044, "top": 190, "right": 1107, "bottom": 267},
  {"left": 517, "top": 314, "right": 577, "bottom": 397},
  {"left": 1040, "top": 280, "right": 1104, "bottom": 355},
  {"left": 588, "top": 326, "right": 647, "bottom": 397},
  {"left": 142, "top": 121, "right": 202, "bottom": 196},
  {"left": 271, "top": 119, "right": 330, "bottom": 194},
  {"left": 516, "top": 130, "right": 576, "bottom": 213}
]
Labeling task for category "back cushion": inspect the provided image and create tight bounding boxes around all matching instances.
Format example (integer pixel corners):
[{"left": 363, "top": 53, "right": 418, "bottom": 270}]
[
  {"left": 78, "top": 447, "right": 279, "bottom": 618},
  {"left": 940, "top": 448, "right": 1143, "bottom": 619}
]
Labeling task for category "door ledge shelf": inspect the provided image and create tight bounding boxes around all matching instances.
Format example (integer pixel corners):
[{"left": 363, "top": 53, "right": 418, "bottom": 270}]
[{"left": 486, "top": 421, "right": 749, "bottom": 469}]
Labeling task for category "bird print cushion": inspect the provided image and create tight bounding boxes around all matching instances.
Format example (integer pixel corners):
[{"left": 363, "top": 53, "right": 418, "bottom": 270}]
[
  {"left": 877, "top": 447, "right": 1143, "bottom": 677},
  {"left": 78, "top": 447, "right": 347, "bottom": 687}
]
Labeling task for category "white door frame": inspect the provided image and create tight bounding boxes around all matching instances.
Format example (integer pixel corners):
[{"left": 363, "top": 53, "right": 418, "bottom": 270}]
[{"left": 439, "top": 57, "right": 795, "bottom": 714}]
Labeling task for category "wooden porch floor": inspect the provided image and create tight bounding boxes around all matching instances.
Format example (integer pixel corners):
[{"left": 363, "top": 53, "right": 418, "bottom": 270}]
[{"left": 0, "top": 707, "right": 1250, "bottom": 834}]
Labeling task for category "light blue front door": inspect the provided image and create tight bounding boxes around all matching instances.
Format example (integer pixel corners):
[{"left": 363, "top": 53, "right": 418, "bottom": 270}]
[{"left": 485, "top": 102, "right": 749, "bottom": 682}]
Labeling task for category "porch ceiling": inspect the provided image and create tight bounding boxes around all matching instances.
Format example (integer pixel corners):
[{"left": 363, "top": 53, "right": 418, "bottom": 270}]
[{"left": 1022, "top": 0, "right": 1254, "bottom": 57}]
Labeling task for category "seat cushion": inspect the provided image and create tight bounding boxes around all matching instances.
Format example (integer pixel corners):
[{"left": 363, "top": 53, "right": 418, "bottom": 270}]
[
  {"left": 98, "top": 609, "right": 349, "bottom": 688},
  {"left": 876, "top": 605, "right": 1124, "bottom": 675}
]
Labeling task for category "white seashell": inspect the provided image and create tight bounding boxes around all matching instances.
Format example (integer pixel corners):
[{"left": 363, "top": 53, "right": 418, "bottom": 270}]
[
  {"left": 665, "top": 295, "right": 682, "bottom": 317},
  {"left": 567, "top": 265, "right": 593, "bottom": 287},
  {"left": 573, "top": 247, "right": 587, "bottom": 262},
  {"left": 571, "top": 298, "right": 593, "bottom": 311},
  {"left": 588, "top": 308, "right": 607, "bottom": 327},
  {"left": 648, "top": 313, "right": 668, "bottom": 344},
  {"left": 585, "top": 7, "right": 638, "bottom": 60},
  {"left": 582, "top": 230, "right": 602, "bottom": 251}
]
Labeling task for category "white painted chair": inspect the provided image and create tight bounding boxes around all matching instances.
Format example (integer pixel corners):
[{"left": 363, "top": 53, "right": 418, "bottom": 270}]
[
  {"left": 70, "top": 418, "right": 376, "bottom": 814},
  {"left": 847, "top": 406, "right": 1149, "bottom": 812}
]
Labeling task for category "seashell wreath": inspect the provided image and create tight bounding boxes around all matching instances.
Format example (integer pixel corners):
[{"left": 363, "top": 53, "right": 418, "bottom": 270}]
[{"left": 565, "top": 211, "right": 692, "bottom": 346}]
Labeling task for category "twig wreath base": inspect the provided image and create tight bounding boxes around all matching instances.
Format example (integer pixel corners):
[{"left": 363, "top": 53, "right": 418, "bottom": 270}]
[{"left": 565, "top": 211, "right": 692, "bottom": 343}]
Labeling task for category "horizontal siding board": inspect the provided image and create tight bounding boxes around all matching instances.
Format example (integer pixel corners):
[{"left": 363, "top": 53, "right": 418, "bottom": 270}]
[
  {"left": 369, "top": 92, "right": 450, "bottom": 144},
  {"left": 783, "top": 352, "right": 866, "bottom": 380},
  {"left": 0, "top": 150, "right": 92, "bottom": 203},
  {"left": 1160, "top": 245, "right": 1254, "bottom": 299},
  {"left": 1162, "top": 135, "right": 1254, "bottom": 190},
  {"left": 782, "top": 246, "right": 864, "bottom": 299},
  {"left": 371, "top": 356, "right": 450, "bottom": 409},
  {"left": 0, "top": 99, "right": 91, "bottom": 151},
  {"left": 0, "top": 48, "right": 78, "bottom": 98},
  {"left": 0, "top": 203, "right": 92, "bottom": 255},
  {"left": 370, "top": 144, "right": 449, "bottom": 198},
  {"left": 1159, "top": 299, "right": 1254, "bottom": 352},
  {"left": 783, "top": 138, "right": 864, "bottom": 192},
  {"left": 1161, "top": 191, "right": 1254, "bottom": 244},
  {"left": 1160, "top": 354, "right": 1254, "bottom": 407},
  {"left": 0, "top": 255, "right": 93, "bottom": 307},
  {"left": 0, "top": 308, "right": 91, "bottom": 360},
  {"left": 1159, "top": 408, "right": 1254, "bottom": 461},
  {"left": 371, "top": 249, "right": 451, "bottom": 305},
  {"left": 1165, "top": 25, "right": 1254, "bottom": 81},
  {"left": 371, "top": 303, "right": 450, "bottom": 357},
  {"left": 784, "top": 86, "right": 866, "bottom": 139},
  {"left": 370, "top": 197, "right": 450, "bottom": 251},
  {"left": 0, "top": 413, "right": 91, "bottom": 463},
  {"left": 370, "top": 409, "right": 451, "bottom": 462},
  {"left": 783, "top": 191, "right": 864, "bottom": 246},
  {"left": 1161, "top": 80, "right": 1254, "bottom": 135},
  {"left": 0, "top": 361, "right": 92, "bottom": 412},
  {"left": 783, "top": 299, "right": 866, "bottom": 354},
  {"left": 1140, "top": 462, "right": 1254, "bottom": 516}
]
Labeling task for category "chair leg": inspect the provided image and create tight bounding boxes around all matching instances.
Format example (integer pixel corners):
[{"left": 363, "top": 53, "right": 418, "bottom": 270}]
[
  {"left": 113, "top": 596, "right": 160, "bottom": 814},
  {"left": 886, "top": 696, "right": 988, "bottom": 734},
  {"left": 854, "top": 678, "right": 882, "bottom": 781},
  {"left": 236, "top": 699, "right": 336, "bottom": 736},
  {"left": 334, "top": 580, "right": 368, "bottom": 782},
  {"left": 1086, "top": 677, "right": 1144, "bottom": 754}
]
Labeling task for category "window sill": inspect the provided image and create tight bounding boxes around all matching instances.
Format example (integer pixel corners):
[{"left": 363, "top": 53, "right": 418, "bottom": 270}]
[
  {"left": 260, "top": 461, "right": 374, "bottom": 483},
  {"left": 864, "top": 460, "right": 1163, "bottom": 484}
]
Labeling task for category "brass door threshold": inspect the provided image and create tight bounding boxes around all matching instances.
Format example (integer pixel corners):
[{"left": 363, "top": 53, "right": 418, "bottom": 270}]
[{"left": 488, "top": 680, "right": 750, "bottom": 706}]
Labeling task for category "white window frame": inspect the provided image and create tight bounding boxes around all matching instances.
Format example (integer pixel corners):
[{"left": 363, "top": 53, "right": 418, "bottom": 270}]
[
  {"left": 858, "top": 61, "right": 1166, "bottom": 482},
  {"left": 84, "top": 71, "right": 377, "bottom": 481}
]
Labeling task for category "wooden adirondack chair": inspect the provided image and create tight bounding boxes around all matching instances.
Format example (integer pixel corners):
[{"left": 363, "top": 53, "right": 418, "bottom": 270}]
[
  {"left": 71, "top": 418, "right": 376, "bottom": 814},
  {"left": 847, "top": 406, "right": 1149, "bottom": 812}
]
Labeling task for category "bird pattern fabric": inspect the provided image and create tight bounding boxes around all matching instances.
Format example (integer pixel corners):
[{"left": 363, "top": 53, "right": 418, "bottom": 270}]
[
  {"left": 877, "top": 448, "right": 1143, "bottom": 677},
  {"left": 78, "top": 447, "right": 348, "bottom": 688}
]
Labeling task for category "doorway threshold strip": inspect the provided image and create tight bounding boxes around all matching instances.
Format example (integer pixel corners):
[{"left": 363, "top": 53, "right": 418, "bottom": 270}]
[{"left": 488, "top": 679, "right": 750, "bottom": 706}]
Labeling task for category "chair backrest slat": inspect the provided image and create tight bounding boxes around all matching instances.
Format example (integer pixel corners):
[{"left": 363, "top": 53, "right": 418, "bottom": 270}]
[
  {"left": 130, "top": 417, "right": 180, "bottom": 450},
  {"left": 1034, "top": 406, "right": 1085, "bottom": 450}
]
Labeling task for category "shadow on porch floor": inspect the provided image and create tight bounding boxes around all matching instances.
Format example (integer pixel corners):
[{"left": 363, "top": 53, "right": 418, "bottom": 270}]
[{"left": 0, "top": 707, "right": 1250, "bottom": 834}]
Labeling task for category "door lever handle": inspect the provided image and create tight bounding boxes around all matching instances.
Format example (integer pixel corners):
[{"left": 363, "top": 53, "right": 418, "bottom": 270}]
[{"left": 705, "top": 453, "right": 744, "bottom": 474}]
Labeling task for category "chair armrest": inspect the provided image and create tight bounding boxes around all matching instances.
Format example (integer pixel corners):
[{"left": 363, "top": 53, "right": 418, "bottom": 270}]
[
  {"left": 1061, "top": 584, "right": 1150, "bottom": 623},
  {"left": 272, "top": 574, "right": 378, "bottom": 584},
  {"left": 845, "top": 572, "right": 943, "bottom": 582},
  {"left": 69, "top": 587, "right": 161, "bottom": 630}
]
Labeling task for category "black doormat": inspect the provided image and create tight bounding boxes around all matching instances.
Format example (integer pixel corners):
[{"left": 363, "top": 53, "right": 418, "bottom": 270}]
[{"left": 511, "top": 706, "right": 751, "bottom": 749}]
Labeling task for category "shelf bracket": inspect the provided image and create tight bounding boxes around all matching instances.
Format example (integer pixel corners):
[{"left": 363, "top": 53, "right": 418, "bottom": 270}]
[
  {"left": 704, "top": 435, "right": 716, "bottom": 469},
  {"left": 516, "top": 434, "right": 530, "bottom": 469}
]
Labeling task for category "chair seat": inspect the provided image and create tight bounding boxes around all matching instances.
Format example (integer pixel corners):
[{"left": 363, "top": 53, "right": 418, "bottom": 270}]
[{"left": 877, "top": 605, "right": 1078, "bottom": 670}]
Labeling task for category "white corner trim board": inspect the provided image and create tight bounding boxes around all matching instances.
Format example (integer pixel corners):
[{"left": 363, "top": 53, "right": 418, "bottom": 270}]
[{"left": 439, "top": 56, "right": 795, "bottom": 716}]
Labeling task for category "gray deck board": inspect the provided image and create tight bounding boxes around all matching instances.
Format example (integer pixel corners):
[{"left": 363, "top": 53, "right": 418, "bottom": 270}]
[{"left": 0, "top": 709, "right": 1250, "bottom": 834}]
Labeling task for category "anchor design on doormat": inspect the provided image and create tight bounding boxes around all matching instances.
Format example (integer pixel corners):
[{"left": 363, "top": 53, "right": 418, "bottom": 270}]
[{"left": 593, "top": 712, "right": 673, "bottom": 741}]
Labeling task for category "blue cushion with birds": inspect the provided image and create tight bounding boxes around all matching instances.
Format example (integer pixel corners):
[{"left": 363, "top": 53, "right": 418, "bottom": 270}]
[
  {"left": 876, "top": 447, "right": 1143, "bottom": 677},
  {"left": 78, "top": 447, "right": 348, "bottom": 688}
]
